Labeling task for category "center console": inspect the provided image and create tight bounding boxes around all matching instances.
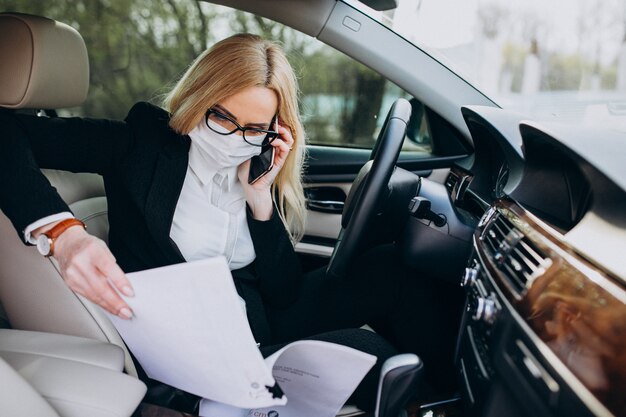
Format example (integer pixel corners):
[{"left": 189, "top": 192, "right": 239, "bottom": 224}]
[{"left": 456, "top": 201, "right": 623, "bottom": 417}]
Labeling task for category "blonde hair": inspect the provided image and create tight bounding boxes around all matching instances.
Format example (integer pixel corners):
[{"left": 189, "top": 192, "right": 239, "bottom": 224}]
[{"left": 163, "top": 34, "right": 306, "bottom": 242}]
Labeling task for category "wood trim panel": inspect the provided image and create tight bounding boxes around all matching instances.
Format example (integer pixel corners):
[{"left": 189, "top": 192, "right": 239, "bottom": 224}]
[{"left": 475, "top": 199, "right": 626, "bottom": 416}]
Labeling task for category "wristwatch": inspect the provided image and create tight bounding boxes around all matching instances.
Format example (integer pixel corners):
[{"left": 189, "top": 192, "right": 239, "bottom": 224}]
[{"left": 36, "top": 218, "right": 86, "bottom": 257}]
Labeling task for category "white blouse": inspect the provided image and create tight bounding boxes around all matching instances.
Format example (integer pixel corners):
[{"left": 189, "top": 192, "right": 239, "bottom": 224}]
[{"left": 169, "top": 141, "right": 256, "bottom": 270}]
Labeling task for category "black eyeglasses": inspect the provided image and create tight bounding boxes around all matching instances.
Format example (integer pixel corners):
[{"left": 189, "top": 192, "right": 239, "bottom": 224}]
[{"left": 205, "top": 108, "right": 279, "bottom": 147}]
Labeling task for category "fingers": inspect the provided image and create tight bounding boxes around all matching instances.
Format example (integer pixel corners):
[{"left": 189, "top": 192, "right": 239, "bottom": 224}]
[
  {"left": 56, "top": 231, "right": 134, "bottom": 320},
  {"left": 85, "top": 264, "right": 134, "bottom": 319},
  {"left": 99, "top": 256, "right": 134, "bottom": 298},
  {"left": 271, "top": 124, "right": 295, "bottom": 169},
  {"left": 244, "top": 123, "right": 294, "bottom": 192},
  {"left": 277, "top": 124, "right": 295, "bottom": 149},
  {"left": 64, "top": 258, "right": 133, "bottom": 319}
]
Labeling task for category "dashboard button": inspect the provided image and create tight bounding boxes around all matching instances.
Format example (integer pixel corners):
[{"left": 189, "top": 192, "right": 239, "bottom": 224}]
[
  {"left": 461, "top": 267, "right": 479, "bottom": 288},
  {"left": 472, "top": 297, "right": 498, "bottom": 324},
  {"left": 482, "top": 299, "right": 498, "bottom": 324}
]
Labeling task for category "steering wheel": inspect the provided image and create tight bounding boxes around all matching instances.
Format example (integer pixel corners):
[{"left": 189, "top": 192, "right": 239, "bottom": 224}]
[{"left": 326, "top": 98, "right": 412, "bottom": 279}]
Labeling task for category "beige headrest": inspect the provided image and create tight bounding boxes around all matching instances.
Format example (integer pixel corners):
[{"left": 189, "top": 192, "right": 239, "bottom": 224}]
[{"left": 0, "top": 13, "right": 89, "bottom": 109}]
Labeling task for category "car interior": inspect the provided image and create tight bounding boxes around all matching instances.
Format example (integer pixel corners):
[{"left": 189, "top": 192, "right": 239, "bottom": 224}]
[{"left": 0, "top": 1, "right": 625, "bottom": 417}]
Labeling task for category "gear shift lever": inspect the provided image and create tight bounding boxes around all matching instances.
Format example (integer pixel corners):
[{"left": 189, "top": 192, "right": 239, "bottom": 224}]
[{"left": 374, "top": 354, "right": 423, "bottom": 417}]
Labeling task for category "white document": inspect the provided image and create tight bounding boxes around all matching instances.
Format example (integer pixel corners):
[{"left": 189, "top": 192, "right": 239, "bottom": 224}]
[
  {"left": 199, "top": 340, "right": 376, "bottom": 417},
  {"left": 108, "top": 257, "right": 282, "bottom": 408},
  {"left": 107, "top": 257, "right": 376, "bottom": 415}
]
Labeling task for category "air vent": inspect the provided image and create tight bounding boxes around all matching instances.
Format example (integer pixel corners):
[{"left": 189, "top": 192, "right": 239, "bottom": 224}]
[
  {"left": 445, "top": 171, "right": 459, "bottom": 194},
  {"left": 481, "top": 213, "right": 551, "bottom": 293}
]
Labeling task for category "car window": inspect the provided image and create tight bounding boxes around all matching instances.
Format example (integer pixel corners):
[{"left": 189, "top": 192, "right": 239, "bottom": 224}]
[
  {"left": 346, "top": 0, "right": 626, "bottom": 134},
  {"left": 1, "top": 0, "right": 432, "bottom": 153}
]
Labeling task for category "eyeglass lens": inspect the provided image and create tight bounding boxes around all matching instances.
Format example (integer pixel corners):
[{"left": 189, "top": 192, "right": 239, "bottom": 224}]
[{"left": 206, "top": 110, "right": 277, "bottom": 145}]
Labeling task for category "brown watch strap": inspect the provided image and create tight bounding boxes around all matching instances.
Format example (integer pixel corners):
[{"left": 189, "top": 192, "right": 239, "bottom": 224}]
[
  {"left": 44, "top": 218, "right": 86, "bottom": 240},
  {"left": 43, "top": 218, "right": 86, "bottom": 257}
]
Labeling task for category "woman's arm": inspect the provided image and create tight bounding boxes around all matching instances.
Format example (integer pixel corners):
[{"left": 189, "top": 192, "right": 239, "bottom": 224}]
[
  {"left": 0, "top": 110, "right": 132, "bottom": 234},
  {"left": 239, "top": 122, "right": 302, "bottom": 307},
  {"left": 247, "top": 208, "right": 303, "bottom": 309},
  {"left": 0, "top": 109, "right": 135, "bottom": 319},
  {"left": 6, "top": 112, "right": 132, "bottom": 173}
]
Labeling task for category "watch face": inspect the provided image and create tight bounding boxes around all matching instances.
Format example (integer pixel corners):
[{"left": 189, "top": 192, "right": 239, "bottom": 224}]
[{"left": 37, "top": 235, "right": 51, "bottom": 256}]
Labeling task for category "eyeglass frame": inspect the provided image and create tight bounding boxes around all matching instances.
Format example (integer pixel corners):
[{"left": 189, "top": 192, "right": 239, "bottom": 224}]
[{"left": 204, "top": 108, "right": 279, "bottom": 147}]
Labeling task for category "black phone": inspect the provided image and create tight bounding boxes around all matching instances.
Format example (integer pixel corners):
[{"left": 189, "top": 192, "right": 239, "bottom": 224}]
[
  {"left": 248, "top": 144, "right": 275, "bottom": 184},
  {"left": 248, "top": 116, "right": 278, "bottom": 184}
]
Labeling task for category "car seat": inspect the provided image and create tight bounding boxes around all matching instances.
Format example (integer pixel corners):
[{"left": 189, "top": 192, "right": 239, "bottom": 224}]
[{"left": 0, "top": 11, "right": 137, "bottom": 376}]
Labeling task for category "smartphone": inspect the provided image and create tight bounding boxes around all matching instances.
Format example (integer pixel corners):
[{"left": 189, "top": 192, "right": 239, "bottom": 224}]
[
  {"left": 248, "top": 144, "right": 275, "bottom": 184},
  {"left": 248, "top": 116, "right": 278, "bottom": 184}
]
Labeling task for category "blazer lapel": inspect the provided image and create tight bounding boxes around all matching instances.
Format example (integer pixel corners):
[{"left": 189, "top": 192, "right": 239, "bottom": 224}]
[{"left": 144, "top": 133, "right": 190, "bottom": 264}]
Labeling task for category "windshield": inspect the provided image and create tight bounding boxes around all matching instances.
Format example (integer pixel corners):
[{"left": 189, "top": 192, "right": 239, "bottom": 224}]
[{"left": 346, "top": 0, "right": 626, "bottom": 133}]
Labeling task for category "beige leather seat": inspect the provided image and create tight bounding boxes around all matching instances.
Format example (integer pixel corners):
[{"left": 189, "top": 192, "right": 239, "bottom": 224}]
[
  {"left": 0, "top": 329, "right": 146, "bottom": 417},
  {"left": 0, "top": 356, "right": 62, "bottom": 417},
  {"left": 0, "top": 12, "right": 148, "bottom": 417},
  {"left": 0, "top": 10, "right": 136, "bottom": 376},
  {"left": 0, "top": 12, "right": 136, "bottom": 375}
]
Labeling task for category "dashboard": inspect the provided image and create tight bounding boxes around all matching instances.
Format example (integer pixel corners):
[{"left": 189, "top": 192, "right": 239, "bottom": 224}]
[{"left": 443, "top": 107, "right": 626, "bottom": 417}]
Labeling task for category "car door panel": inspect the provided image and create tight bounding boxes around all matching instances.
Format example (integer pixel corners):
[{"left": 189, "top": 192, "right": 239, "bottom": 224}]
[
  {"left": 300, "top": 146, "right": 460, "bottom": 259},
  {"left": 298, "top": 182, "right": 350, "bottom": 259}
]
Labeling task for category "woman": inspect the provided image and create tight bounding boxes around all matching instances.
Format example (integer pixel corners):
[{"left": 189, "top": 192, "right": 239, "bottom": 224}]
[{"left": 1, "top": 34, "right": 418, "bottom": 411}]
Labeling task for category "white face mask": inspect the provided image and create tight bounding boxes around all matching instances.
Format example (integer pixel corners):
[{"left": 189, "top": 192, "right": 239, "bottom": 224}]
[{"left": 188, "top": 119, "right": 264, "bottom": 170}]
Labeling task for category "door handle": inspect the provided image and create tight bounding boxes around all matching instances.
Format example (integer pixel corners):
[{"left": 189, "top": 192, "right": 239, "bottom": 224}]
[
  {"left": 305, "top": 186, "right": 346, "bottom": 214},
  {"left": 307, "top": 199, "right": 345, "bottom": 213}
]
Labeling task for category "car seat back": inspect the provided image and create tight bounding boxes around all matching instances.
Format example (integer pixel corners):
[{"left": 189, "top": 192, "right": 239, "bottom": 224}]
[{"left": 0, "top": 12, "right": 137, "bottom": 376}]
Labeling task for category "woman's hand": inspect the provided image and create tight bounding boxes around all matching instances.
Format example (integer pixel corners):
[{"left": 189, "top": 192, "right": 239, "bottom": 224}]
[
  {"left": 238, "top": 122, "right": 295, "bottom": 220},
  {"left": 36, "top": 223, "right": 135, "bottom": 319}
]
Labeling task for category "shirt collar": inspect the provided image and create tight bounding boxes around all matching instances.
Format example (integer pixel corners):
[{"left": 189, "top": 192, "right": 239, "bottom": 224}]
[{"left": 188, "top": 141, "right": 239, "bottom": 191}]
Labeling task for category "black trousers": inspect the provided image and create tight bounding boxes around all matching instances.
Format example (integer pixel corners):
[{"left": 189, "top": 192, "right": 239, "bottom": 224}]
[
  {"left": 250, "top": 244, "right": 461, "bottom": 411},
  {"left": 265, "top": 244, "right": 406, "bottom": 344},
  {"left": 256, "top": 244, "right": 405, "bottom": 412}
]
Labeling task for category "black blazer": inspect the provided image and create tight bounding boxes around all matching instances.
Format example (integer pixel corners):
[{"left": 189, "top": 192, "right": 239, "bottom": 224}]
[{"left": 0, "top": 102, "right": 302, "bottom": 343}]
